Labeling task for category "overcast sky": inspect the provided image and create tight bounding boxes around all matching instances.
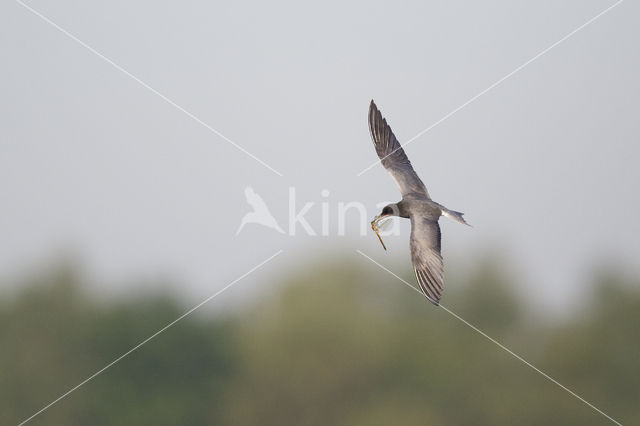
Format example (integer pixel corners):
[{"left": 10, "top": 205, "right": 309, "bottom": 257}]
[{"left": 1, "top": 0, "right": 638, "bottom": 314}]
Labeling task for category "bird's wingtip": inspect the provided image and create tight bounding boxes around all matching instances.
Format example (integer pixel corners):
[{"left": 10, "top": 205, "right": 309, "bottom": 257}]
[{"left": 426, "top": 293, "right": 440, "bottom": 306}]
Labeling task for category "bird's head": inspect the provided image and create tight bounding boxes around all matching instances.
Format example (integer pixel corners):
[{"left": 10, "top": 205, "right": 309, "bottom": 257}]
[{"left": 379, "top": 204, "right": 399, "bottom": 218}]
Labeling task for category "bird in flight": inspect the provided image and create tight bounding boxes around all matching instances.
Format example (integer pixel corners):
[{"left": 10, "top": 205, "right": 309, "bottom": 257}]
[{"left": 368, "top": 100, "right": 469, "bottom": 305}]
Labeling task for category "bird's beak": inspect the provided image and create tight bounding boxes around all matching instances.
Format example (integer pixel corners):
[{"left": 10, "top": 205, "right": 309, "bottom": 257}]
[{"left": 371, "top": 215, "right": 388, "bottom": 251}]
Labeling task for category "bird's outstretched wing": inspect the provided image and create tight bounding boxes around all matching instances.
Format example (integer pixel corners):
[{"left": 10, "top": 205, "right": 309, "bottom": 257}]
[
  {"left": 410, "top": 215, "right": 443, "bottom": 305},
  {"left": 368, "top": 100, "right": 430, "bottom": 199}
]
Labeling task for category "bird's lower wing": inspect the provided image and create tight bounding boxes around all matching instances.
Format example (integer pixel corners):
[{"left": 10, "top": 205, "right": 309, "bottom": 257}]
[{"left": 410, "top": 216, "right": 443, "bottom": 305}]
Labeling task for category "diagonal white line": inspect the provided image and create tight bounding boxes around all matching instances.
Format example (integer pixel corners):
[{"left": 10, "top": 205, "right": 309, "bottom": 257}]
[
  {"left": 356, "top": 249, "right": 623, "bottom": 426},
  {"left": 357, "top": 0, "right": 624, "bottom": 176},
  {"left": 18, "top": 250, "right": 284, "bottom": 426},
  {"left": 15, "top": 0, "right": 284, "bottom": 177}
]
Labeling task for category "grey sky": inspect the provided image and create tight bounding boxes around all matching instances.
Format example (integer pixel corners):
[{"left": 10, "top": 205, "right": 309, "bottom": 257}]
[{"left": 1, "top": 0, "right": 638, "bottom": 314}]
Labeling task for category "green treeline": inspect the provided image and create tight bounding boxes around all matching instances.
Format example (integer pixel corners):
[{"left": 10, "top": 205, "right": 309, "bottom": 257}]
[{"left": 1, "top": 259, "right": 638, "bottom": 425}]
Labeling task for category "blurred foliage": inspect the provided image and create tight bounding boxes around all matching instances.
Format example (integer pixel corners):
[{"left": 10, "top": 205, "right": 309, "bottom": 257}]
[{"left": 1, "top": 258, "right": 638, "bottom": 425}]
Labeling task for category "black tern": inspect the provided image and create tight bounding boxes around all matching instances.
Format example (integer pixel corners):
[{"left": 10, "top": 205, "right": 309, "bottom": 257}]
[{"left": 369, "top": 100, "right": 469, "bottom": 305}]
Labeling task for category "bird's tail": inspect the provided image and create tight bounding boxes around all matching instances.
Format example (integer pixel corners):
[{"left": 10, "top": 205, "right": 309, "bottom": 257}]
[{"left": 441, "top": 207, "right": 471, "bottom": 226}]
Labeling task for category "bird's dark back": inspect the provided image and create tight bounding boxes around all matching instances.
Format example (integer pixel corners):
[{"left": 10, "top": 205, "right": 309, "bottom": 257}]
[{"left": 399, "top": 198, "right": 442, "bottom": 221}]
